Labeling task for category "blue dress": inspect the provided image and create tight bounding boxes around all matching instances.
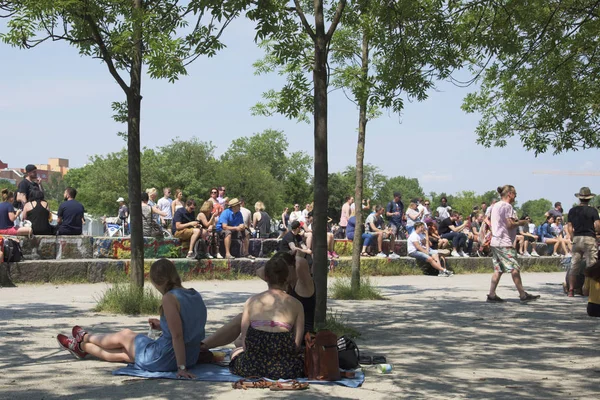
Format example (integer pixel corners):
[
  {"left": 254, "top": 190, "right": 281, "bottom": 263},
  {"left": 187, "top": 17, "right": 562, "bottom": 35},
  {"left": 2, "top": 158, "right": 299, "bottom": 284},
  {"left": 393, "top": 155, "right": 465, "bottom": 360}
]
[{"left": 134, "top": 288, "right": 207, "bottom": 371}]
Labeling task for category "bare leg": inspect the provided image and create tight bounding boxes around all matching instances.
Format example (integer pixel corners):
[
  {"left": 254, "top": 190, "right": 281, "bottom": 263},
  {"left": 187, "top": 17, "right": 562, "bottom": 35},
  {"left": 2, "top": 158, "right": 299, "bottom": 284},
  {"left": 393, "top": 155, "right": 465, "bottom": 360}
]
[
  {"left": 243, "top": 235, "right": 249, "bottom": 255},
  {"left": 224, "top": 233, "right": 232, "bottom": 257},
  {"left": 18, "top": 227, "right": 32, "bottom": 236},
  {"left": 389, "top": 234, "right": 396, "bottom": 254},
  {"left": 81, "top": 343, "right": 132, "bottom": 363},
  {"left": 427, "top": 255, "right": 444, "bottom": 272},
  {"left": 188, "top": 228, "right": 201, "bottom": 254},
  {"left": 326, "top": 233, "right": 334, "bottom": 252},
  {"left": 489, "top": 270, "right": 503, "bottom": 298},
  {"left": 201, "top": 313, "right": 242, "bottom": 349},
  {"left": 510, "top": 269, "right": 526, "bottom": 298},
  {"left": 305, "top": 232, "right": 313, "bottom": 250},
  {"left": 377, "top": 233, "right": 383, "bottom": 252},
  {"left": 81, "top": 329, "right": 137, "bottom": 361}
]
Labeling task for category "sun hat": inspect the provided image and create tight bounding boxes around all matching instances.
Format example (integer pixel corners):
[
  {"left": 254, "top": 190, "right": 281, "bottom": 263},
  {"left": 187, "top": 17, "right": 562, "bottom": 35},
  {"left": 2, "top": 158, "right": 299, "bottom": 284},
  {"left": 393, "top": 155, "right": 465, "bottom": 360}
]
[
  {"left": 575, "top": 187, "right": 595, "bottom": 200},
  {"left": 228, "top": 198, "right": 241, "bottom": 208},
  {"left": 116, "top": 197, "right": 125, "bottom": 202}
]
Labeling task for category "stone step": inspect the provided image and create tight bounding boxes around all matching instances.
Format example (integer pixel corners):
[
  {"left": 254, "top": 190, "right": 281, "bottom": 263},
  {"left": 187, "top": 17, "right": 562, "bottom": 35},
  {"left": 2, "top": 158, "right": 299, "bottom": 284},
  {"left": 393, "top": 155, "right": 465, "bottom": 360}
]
[
  {"left": 11, "top": 235, "right": 555, "bottom": 260},
  {"left": 6, "top": 256, "right": 565, "bottom": 284}
]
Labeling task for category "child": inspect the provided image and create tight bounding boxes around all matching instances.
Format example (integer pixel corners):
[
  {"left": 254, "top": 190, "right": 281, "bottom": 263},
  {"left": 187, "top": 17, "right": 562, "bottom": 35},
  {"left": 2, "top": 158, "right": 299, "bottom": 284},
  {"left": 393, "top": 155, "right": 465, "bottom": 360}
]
[{"left": 56, "top": 259, "right": 207, "bottom": 379}]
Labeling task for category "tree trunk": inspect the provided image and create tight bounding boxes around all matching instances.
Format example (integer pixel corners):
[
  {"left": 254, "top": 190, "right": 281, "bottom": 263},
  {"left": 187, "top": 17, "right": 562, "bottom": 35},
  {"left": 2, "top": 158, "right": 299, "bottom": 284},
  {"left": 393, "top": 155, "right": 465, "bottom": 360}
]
[
  {"left": 351, "top": 32, "right": 370, "bottom": 294},
  {"left": 312, "top": 1, "right": 329, "bottom": 329},
  {"left": 128, "top": 0, "right": 144, "bottom": 288}
]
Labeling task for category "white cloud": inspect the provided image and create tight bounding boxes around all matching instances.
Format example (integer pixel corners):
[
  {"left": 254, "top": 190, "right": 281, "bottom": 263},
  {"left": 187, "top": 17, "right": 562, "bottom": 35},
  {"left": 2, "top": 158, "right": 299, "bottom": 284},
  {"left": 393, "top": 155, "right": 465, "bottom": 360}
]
[{"left": 419, "top": 172, "right": 453, "bottom": 183}]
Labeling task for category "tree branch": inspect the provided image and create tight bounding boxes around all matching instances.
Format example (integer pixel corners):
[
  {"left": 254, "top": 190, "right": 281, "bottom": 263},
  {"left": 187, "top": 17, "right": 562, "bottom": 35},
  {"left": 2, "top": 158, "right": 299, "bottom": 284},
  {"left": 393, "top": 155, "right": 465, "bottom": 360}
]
[
  {"left": 84, "top": 15, "right": 130, "bottom": 94},
  {"left": 293, "top": 0, "right": 316, "bottom": 41},
  {"left": 325, "top": 0, "right": 347, "bottom": 42}
]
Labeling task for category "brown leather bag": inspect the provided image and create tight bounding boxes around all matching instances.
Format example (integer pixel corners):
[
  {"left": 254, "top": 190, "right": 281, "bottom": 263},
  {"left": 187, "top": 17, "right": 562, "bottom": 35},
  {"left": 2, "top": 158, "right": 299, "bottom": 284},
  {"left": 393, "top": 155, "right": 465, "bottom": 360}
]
[{"left": 304, "top": 330, "right": 341, "bottom": 381}]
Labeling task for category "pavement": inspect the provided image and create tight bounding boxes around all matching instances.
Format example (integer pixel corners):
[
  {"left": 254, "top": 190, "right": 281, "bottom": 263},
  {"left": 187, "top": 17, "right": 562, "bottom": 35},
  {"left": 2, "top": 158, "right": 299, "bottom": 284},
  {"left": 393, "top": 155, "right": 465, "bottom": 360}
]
[{"left": 0, "top": 272, "right": 599, "bottom": 399}]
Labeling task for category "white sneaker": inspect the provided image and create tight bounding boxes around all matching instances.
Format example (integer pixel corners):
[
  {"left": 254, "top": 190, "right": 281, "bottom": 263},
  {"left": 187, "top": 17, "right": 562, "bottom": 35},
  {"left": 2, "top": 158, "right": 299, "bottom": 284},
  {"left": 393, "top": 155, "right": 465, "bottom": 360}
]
[
  {"left": 451, "top": 250, "right": 460, "bottom": 257},
  {"left": 565, "top": 253, "right": 572, "bottom": 258},
  {"left": 522, "top": 252, "right": 531, "bottom": 257},
  {"left": 388, "top": 253, "right": 401, "bottom": 260},
  {"left": 531, "top": 251, "right": 540, "bottom": 257},
  {"left": 376, "top": 252, "right": 387, "bottom": 258},
  {"left": 552, "top": 253, "right": 560, "bottom": 257},
  {"left": 459, "top": 251, "right": 470, "bottom": 258}
]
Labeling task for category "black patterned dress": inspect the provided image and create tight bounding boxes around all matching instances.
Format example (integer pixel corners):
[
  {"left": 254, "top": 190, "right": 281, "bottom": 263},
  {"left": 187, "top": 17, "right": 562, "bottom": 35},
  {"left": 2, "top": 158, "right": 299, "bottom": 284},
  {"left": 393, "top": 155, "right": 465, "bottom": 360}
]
[{"left": 229, "top": 326, "right": 304, "bottom": 379}]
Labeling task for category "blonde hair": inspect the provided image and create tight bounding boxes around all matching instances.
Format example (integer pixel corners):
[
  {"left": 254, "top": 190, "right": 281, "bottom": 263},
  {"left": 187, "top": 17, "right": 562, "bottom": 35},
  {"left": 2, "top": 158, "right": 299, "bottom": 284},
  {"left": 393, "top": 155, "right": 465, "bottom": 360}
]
[
  {"left": 199, "top": 200, "right": 213, "bottom": 214},
  {"left": 255, "top": 201, "right": 265, "bottom": 212},
  {"left": 497, "top": 185, "right": 515, "bottom": 198},
  {"left": 146, "top": 187, "right": 157, "bottom": 197},
  {"left": 150, "top": 259, "right": 183, "bottom": 313},
  {"left": 1, "top": 188, "right": 13, "bottom": 202}
]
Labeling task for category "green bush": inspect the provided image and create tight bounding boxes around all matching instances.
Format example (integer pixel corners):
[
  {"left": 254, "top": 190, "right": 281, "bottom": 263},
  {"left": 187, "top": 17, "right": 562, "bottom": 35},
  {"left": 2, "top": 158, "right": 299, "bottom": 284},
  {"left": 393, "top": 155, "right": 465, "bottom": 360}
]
[
  {"left": 323, "top": 309, "right": 361, "bottom": 339},
  {"left": 330, "top": 277, "right": 386, "bottom": 300}
]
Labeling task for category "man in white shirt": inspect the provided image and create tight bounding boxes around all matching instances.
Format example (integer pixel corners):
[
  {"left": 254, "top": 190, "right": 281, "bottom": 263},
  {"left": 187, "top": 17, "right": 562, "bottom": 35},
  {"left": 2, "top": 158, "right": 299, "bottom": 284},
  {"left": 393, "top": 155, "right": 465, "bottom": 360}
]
[
  {"left": 487, "top": 185, "right": 540, "bottom": 303},
  {"left": 239, "top": 198, "right": 252, "bottom": 229},
  {"left": 157, "top": 188, "right": 173, "bottom": 227},
  {"left": 407, "top": 222, "right": 453, "bottom": 277}
]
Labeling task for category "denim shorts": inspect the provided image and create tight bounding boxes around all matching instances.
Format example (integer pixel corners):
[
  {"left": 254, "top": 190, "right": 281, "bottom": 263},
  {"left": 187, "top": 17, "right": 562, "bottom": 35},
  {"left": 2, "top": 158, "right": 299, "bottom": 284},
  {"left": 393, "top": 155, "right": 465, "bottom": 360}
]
[{"left": 409, "top": 249, "right": 437, "bottom": 262}]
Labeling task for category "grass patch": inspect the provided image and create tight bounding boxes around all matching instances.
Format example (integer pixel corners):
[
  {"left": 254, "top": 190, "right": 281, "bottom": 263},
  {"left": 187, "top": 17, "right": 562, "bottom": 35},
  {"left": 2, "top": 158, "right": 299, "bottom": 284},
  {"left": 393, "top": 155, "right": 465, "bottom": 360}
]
[
  {"left": 323, "top": 309, "right": 361, "bottom": 339},
  {"left": 95, "top": 268, "right": 161, "bottom": 315},
  {"left": 330, "top": 277, "right": 386, "bottom": 300}
]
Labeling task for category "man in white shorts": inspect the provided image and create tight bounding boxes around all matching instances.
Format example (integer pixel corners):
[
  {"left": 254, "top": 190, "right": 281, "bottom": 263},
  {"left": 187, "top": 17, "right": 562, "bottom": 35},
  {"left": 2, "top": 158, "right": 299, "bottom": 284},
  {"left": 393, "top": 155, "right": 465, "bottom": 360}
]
[{"left": 407, "top": 222, "right": 453, "bottom": 277}]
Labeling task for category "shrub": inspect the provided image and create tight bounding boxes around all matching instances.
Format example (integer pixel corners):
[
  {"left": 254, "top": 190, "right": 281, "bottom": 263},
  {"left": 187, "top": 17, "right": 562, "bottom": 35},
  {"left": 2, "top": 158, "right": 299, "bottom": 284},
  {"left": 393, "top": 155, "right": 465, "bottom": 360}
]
[{"left": 330, "top": 277, "right": 386, "bottom": 300}]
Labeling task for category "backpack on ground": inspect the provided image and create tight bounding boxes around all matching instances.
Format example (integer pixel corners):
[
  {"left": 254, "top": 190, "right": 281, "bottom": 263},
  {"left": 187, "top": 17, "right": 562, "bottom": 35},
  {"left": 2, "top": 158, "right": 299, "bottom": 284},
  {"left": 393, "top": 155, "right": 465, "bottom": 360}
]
[
  {"left": 304, "top": 330, "right": 341, "bottom": 381},
  {"left": 3, "top": 238, "right": 23, "bottom": 262},
  {"left": 193, "top": 239, "right": 208, "bottom": 260},
  {"left": 337, "top": 335, "right": 360, "bottom": 370}
]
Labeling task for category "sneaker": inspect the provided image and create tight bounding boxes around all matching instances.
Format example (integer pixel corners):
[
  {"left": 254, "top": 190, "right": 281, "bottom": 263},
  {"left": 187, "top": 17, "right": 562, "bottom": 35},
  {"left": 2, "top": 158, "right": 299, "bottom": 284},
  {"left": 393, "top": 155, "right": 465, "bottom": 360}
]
[
  {"left": 57, "top": 334, "right": 87, "bottom": 359},
  {"left": 459, "top": 251, "right": 470, "bottom": 258},
  {"left": 216, "top": 253, "right": 224, "bottom": 259},
  {"left": 486, "top": 294, "right": 505, "bottom": 303},
  {"left": 331, "top": 251, "right": 340, "bottom": 259},
  {"left": 376, "top": 252, "right": 387, "bottom": 258},
  {"left": 72, "top": 326, "right": 87, "bottom": 344},
  {"left": 522, "top": 252, "right": 531, "bottom": 257},
  {"left": 451, "top": 250, "right": 460, "bottom": 257},
  {"left": 531, "top": 251, "right": 540, "bottom": 257},
  {"left": 186, "top": 252, "right": 195, "bottom": 259},
  {"left": 552, "top": 253, "right": 560, "bottom": 257},
  {"left": 520, "top": 292, "right": 540, "bottom": 302},
  {"left": 388, "top": 253, "right": 401, "bottom": 260},
  {"left": 565, "top": 253, "right": 572, "bottom": 258},
  {"left": 206, "top": 254, "right": 214, "bottom": 259},
  {"left": 438, "top": 269, "right": 453, "bottom": 277}
]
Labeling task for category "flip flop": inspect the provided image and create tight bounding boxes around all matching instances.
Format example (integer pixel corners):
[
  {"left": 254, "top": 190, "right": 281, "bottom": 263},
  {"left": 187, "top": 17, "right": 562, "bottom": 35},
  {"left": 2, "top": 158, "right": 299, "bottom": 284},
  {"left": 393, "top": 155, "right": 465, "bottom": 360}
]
[
  {"left": 270, "top": 381, "right": 309, "bottom": 391},
  {"left": 244, "top": 254, "right": 256, "bottom": 260}
]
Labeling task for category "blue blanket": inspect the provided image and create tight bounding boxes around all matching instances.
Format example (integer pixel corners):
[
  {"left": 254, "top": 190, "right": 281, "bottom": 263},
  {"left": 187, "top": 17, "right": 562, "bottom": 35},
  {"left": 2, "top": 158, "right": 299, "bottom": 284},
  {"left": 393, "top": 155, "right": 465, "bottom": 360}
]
[{"left": 113, "top": 362, "right": 365, "bottom": 388}]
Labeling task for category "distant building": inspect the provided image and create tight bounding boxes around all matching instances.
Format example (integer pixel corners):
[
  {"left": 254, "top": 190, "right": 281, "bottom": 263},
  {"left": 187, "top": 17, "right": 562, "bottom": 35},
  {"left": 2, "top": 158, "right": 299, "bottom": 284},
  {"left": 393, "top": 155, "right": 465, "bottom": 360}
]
[{"left": 0, "top": 158, "right": 69, "bottom": 185}]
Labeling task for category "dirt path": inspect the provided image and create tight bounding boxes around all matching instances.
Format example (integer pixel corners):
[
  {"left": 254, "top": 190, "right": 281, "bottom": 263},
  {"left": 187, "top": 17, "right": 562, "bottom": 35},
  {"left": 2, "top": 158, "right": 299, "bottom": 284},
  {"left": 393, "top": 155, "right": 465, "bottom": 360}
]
[{"left": 1, "top": 273, "right": 598, "bottom": 399}]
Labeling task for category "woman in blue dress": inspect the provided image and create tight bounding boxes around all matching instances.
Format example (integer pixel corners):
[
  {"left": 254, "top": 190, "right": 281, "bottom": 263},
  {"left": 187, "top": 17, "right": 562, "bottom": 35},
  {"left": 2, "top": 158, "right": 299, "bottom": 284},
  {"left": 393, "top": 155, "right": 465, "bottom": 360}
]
[{"left": 57, "top": 259, "right": 207, "bottom": 379}]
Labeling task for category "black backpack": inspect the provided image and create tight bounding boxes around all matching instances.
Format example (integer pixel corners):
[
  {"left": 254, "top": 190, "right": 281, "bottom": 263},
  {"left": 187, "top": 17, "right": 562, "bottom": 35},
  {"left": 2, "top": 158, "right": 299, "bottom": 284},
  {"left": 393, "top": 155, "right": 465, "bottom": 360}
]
[
  {"left": 193, "top": 239, "right": 208, "bottom": 260},
  {"left": 337, "top": 335, "right": 360, "bottom": 370},
  {"left": 3, "top": 238, "right": 23, "bottom": 262}
]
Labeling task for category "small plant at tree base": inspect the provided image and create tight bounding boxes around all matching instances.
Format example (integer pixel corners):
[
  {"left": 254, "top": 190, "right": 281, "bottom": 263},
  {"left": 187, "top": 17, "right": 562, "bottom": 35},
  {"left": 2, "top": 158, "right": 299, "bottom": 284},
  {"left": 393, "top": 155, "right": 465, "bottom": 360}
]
[
  {"left": 323, "top": 309, "right": 361, "bottom": 339},
  {"left": 95, "top": 270, "right": 161, "bottom": 314},
  {"left": 330, "top": 277, "right": 386, "bottom": 301}
]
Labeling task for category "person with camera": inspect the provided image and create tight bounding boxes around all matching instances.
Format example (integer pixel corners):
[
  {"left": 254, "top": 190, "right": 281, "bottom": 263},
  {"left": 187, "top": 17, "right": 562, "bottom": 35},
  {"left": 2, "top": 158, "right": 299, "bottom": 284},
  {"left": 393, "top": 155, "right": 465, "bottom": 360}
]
[{"left": 172, "top": 199, "right": 202, "bottom": 259}]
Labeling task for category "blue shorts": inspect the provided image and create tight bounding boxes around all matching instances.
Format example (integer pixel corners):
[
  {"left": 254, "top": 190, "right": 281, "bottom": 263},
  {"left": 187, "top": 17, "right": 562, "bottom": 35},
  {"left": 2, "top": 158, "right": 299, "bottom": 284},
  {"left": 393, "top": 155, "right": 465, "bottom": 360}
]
[{"left": 409, "top": 249, "right": 438, "bottom": 262}]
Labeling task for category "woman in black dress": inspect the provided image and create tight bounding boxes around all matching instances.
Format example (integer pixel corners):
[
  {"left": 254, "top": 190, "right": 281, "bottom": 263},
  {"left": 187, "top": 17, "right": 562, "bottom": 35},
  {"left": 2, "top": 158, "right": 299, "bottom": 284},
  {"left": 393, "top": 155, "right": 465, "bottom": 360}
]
[{"left": 22, "top": 188, "right": 55, "bottom": 235}]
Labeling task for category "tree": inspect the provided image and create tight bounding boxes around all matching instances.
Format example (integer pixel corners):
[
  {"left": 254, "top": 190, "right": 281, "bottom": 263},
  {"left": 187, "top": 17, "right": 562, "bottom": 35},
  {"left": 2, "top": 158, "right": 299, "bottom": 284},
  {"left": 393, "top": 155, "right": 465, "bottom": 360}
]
[
  {"left": 2, "top": 0, "right": 246, "bottom": 288},
  {"left": 521, "top": 198, "right": 552, "bottom": 225},
  {"left": 0, "top": 179, "right": 17, "bottom": 193},
  {"left": 459, "top": 0, "right": 600, "bottom": 155},
  {"left": 375, "top": 176, "right": 425, "bottom": 209},
  {"left": 249, "top": 0, "right": 347, "bottom": 327}
]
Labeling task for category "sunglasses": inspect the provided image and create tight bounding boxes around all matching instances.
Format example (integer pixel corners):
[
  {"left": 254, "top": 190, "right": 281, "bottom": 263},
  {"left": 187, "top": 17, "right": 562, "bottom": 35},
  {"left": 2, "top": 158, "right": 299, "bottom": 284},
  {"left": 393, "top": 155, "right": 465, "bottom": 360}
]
[{"left": 211, "top": 191, "right": 217, "bottom": 194}]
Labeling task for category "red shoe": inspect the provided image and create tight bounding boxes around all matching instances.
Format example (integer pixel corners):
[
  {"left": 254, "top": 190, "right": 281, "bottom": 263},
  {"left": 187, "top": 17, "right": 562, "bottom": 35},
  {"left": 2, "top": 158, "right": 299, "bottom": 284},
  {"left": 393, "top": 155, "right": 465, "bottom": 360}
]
[
  {"left": 331, "top": 251, "right": 340, "bottom": 259},
  {"left": 57, "top": 334, "right": 87, "bottom": 359},
  {"left": 72, "top": 325, "right": 88, "bottom": 344}
]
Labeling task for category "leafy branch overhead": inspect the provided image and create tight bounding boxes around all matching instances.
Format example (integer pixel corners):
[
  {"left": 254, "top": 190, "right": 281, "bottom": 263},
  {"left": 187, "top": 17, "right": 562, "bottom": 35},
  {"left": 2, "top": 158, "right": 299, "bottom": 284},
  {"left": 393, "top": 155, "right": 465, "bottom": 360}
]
[
  {"left": 0, "top": 0, "right": 248, "bottom": 86},
  {"left": 459, "top": 0, "right": 600, "bottom": 154}
]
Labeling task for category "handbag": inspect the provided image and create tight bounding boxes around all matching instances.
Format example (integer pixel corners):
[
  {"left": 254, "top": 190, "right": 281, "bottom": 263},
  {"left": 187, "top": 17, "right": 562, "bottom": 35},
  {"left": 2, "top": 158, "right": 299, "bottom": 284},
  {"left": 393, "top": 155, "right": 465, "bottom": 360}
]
[
  {"left": 304, "top": 330, "right": 341, "bottom": 381},
  {"left": 337, "top": 335, "right": 360, "bottom": 370}
]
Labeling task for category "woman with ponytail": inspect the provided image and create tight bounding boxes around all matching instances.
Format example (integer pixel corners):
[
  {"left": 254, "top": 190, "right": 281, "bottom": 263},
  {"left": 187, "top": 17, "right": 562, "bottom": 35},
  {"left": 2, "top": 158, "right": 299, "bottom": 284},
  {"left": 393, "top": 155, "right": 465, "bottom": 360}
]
[{"left": 56, "top": 259, "right": 207, "bottom": 379}]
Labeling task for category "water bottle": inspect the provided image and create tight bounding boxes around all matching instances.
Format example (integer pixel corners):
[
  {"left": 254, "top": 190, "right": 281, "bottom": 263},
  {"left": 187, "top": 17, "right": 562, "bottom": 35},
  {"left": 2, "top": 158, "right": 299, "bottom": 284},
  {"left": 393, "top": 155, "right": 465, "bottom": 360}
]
[{"left": 376, "top": 364, "right": 393, "bottom": 374}]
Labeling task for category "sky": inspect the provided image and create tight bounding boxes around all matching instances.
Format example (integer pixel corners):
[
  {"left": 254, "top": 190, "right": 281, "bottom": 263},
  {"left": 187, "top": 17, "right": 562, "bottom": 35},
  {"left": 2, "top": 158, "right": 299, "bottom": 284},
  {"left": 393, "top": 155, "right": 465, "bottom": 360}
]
[{"left": 1, "top": 16, "right": 599, "bottom": 209}]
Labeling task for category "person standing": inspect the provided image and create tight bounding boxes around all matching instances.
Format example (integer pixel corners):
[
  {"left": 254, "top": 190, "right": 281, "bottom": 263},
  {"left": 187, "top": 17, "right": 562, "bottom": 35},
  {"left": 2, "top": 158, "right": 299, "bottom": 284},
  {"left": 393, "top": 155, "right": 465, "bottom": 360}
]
[
  {"left": 487, "top": 185, "right": 540, "bottom": 303},
  {"left": 385, "top": 192, "right": 405, "bottom": 240},
  {"left": 117, "top": 197, "right": 129, "bottom": 235},
  {"left": 338, "top": 196, "right": 353, "bottom": 238},
  {"left": 16, "top": 164, "right": 42, "bottom": 208},
  {"left": 157, "top": 188, "right": 173, "bottom": 228},
  {"left": 566, "top": 187, "right": 600, "bottom": 297},
  {"left": 436, "top": 197, "right": 452, "bottom": 222}
]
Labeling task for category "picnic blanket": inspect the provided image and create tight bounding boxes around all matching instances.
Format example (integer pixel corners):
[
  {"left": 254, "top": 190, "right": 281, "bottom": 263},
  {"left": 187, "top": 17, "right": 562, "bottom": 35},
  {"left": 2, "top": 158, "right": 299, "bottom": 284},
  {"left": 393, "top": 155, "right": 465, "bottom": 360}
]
[{"left": 113, "top": 360, "right": 364, "bottom": 388}]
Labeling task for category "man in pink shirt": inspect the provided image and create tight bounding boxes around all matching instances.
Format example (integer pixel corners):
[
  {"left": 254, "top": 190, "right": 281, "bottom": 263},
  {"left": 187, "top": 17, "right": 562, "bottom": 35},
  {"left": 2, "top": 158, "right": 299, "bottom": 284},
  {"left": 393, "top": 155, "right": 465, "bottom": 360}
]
[{"left": 487, "top": 184, "right": 540, "bottom": 303}]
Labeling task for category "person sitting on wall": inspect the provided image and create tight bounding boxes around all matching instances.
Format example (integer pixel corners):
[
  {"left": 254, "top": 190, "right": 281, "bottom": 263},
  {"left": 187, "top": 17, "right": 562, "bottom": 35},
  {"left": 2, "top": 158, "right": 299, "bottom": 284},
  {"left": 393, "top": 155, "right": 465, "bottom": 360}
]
[
  {"left": 22, "top": 187, "right": 55, "bottom": 235},
  {"left": 216, "top": 198, "right": 253, "bottom": 260},
  {"left": 172, "top": 199, "right": 202, "bottom": 259},
  {"left": 57, "top": 187, "right": 85, "bottom": 236}
]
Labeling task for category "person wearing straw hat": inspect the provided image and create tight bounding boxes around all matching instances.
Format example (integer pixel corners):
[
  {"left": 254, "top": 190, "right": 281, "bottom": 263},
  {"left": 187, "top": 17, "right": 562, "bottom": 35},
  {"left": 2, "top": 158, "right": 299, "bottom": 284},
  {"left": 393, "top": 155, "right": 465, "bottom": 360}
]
[
  {"left": 566, "top": 187, "right": 600, "bottom": 297},
  {"left": 216, "top": 198, "right": 253, "bottom": 259}
]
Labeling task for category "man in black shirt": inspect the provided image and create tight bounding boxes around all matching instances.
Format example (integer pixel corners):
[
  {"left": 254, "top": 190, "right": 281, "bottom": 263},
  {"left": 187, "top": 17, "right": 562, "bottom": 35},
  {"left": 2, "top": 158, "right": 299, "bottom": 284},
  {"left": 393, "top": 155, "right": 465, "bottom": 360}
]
[
  {"left": 16, "top": 164, "right": 41, "bottom": 208},
  {"left": 438, "top": 211, "right": 471, "bottom": 257},
  {"left": 566, "top": 187, "right": 600, "bottom": 296},
  {"left": 278, "top": 221, "right": 312, "bottom": 258},
  {"left": 57, "top": 187, "right": 85, "bottom": 235}
]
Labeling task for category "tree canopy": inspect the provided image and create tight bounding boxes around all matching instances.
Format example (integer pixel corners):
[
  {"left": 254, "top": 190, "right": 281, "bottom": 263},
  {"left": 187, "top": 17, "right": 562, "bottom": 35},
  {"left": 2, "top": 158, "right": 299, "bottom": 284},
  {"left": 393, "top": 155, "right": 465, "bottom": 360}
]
[{"left": 459, "top": 0, "right": 600, "bottom": 154}]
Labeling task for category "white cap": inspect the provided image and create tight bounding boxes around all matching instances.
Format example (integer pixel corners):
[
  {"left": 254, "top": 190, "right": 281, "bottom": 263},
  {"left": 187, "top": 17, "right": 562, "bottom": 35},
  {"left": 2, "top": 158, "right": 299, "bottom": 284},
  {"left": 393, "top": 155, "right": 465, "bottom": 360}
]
[{"left": 116, "top": 197, "right": 125, "bottom": 202}]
